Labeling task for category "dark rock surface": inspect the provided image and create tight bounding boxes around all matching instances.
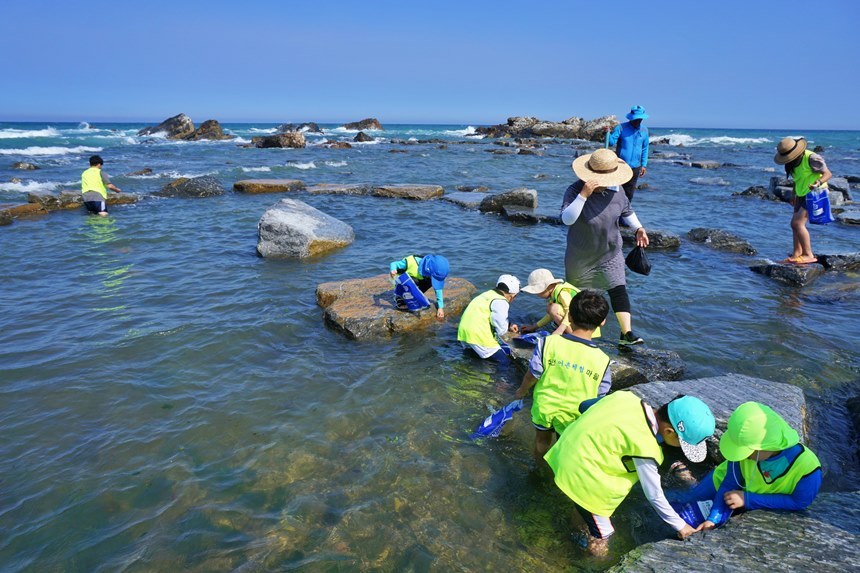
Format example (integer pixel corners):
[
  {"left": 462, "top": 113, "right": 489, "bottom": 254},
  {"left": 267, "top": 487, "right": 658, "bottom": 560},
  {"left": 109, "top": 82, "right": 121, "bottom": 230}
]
[
  {"left": 342, "top": 118, "right": 383, "bottom": 131},
  {"left": 733, "top": 185, "right": 780, "bottom": 201},
  {"left": 687, "top": 228, "right": 757, "bottom": 255},
  {"left": 306, "top": 183, "right": 371, "bottom": 196},
  {"left": 257, "top": 198, "right": 354, "bottom": 258},
  {"left": 316, "top": 274, "right": 476, "bottom": 340},
  {"left": 325, "top": 141, "right": 353, "bottom": 149},
  {"left": 372, "top": 184, "right": 444, "bottom": 200},
  {"left": 835, "top": 208, "right": 860, "bottom": 225},
  {"left": 278, "top": 122, "right": 322, "bottom": 133},
  {"left": 0, "top": 203, "right": 48, "bottom": 219},
  {"left": 252, "top": 133, "right": 306, "bottom": 149},
  {"left": 233, "top": 179, "right": 306, "bottom": 194},
  {"left": 476, "top": 115, "right": 616, "bottom": 142},
  {"left": 0, "top": 210, "right": 11, "bottom": 225},
  {"left": 479, "top": 188, "right": 538, "bottom": 213},
  {"left": 125, "top": 168, "right": 153, "bottom": 176},
  {"left": 28, "top": 191, "right": 137, "bottom": 211},
  {"left": 610, "top": 492, "right": 860, "bottom": 573},
  {"left": 620, "top": 228, "right": 681, "bottom": 250},
  {"left": 155, "top": 176, "right": 226, "bottom": 198},
  {"left": 441, "top": 192, "right": 484, "bottom": 209},
  {"left": 353, "top": 131, "right": 374, "bottom": 143},
  {"left": 456, "top": 185, "right": 489, "bottom": 192},
  {"left": 828, "top": 177, "right": 853, "bottom": 201},
  {"left": 818, "top": 252, "right": 860, "bottom": 271},
  {"left": 185, "top": 119, "right": 233, "bottom": 141},
  {"left": 11, "top": 161, "right": 38, "bottom": 170},
  {"left": 691, "top": 160, "right": 721, "bottom": 169},
  {"left": 137, "top": 113, "right": 195, "bottom": 139},
  {"left": 750, "top": 262, "right": 825, "bottom": 286},
  {"left": 769, "top": 176, "right": 795, "bottom": 203}
]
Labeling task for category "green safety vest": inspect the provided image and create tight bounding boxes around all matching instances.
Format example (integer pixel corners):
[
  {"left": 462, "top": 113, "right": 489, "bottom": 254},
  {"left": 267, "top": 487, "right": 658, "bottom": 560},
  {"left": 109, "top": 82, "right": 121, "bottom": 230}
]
[
  {"left": 549, "top": 282, "right": 601, "bottom": 338},
  {"left": 545, "top": 391, "right": 664, "bottom": 516},
  {"left": 791, "top": 150, "right": 825, "bottom": 199},
  {"left": 711, "top": 445, "right": 821, "bottom": 494},
  {"left": 404, "top": 255, "right": 424, "bottom": 280},
  {"left": 81, "top": 167, "right": 107, "bottom": 199},
  {"left": 532, "top": 334, "right": 609, "bottom": 433},
  {"left": 457, "top": 290, "right": 505, "bottom": 347}
]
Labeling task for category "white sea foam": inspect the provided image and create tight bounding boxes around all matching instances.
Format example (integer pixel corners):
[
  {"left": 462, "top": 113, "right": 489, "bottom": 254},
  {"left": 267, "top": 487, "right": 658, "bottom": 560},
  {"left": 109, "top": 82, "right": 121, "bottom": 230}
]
[
  {"left": 0, "top": 145, "right": 102, "bottom": 156},
  {"left": 324, "top": 161, "right": 347, "bottom": 167},
  {"left": 656, "top": 133, "right": 772, "bottom": 147},
  {"left": 241, "top": 166, "right": 272, "bottom": 172},
  {"left": 408, "top": 137, "right": 418, "bottom": 142},
  {"left": 0, "top": 180, "right": 63, "bottom": 193},
  {"left": 763, "top": 167, "right": 776, "bottom": 172},
  {"left": 690, "top": 177, "right": 731, "bottom": 186},
  {"left": 248, "top": 128, "right": 277, "bottom": 134},
  {"left": 78, "top": 122, "right": 91, "bottom": 130},
  {"left": 125, "top": 169, "right": 214, "bottom": 179},
  {"left": 287, "top": 161, "right": 316, "bottom": 170},
  {"left": 444, "top": 126, "right": 478, "bottom": 136},
  {"left": 0, "top": 127, "right": 62, "bottom": 139}
]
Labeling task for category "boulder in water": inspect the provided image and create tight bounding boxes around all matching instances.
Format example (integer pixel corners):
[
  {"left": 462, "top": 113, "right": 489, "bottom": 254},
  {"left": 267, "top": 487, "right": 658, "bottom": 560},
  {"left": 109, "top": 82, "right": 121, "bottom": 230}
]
[
  {"left": 691, "top": 160, "right": 721, "bottom": 169},
  {"left": 257, "top": 198, "right": 354, "bottom": 258},
  {"left": 252, "top": 132, "right": 306, "bottom": 149},
  {"left": 125, "top": 168, "right": 153, "bottom": 177},
  {"left": 835, "top": 208, "right": 860, "bottom": 225},
  {"left": 456, "top": 185, "right": 489, "bottom": 193},
  {"left": 342, "top": 118, "right": 383, "bottom": 131},
  {"left": 316, "top": 274, "right": 476, "bottom": 339},
  {"left": 185, "top": 119, "right": 234, "bottom": 141},
  {"left": 137, "top": 113, "right": 195, "bottom": 139},
  {"left": 620, "top": 228, "right": 681, "bottom": 250},
  {"left": 0, "top": 209, "right": 11, "bottom": 226},
  {"left": 479, "top": 188, "right": 538, "bottom": 213},
  {"left": 733, "top": 185, "right": 781, "bottom": 201},
  {"left": 278, "top": 122, "right": 322, "bottom": 133},
  {"left": 442, "top": 192, "right": 484, "bottom": 209},
  {"left": 818, "top": 252, "right": 860, "bottom": 271},
  {"left": 155, "top": 176, "right": 226, "bottom": 198},
  {"left": 750, "top": 261, "right": 824, "bottom": 286},
  {"left": 11, "top": 161, "right": 38, "bottom": 170},
  {"left": 373, "top": 184, "right": 443, "bottom": 200},
  {"left": 325, "top": 141, "right": 353, "bottom": 149},
  {"left": 233, "top": 179, "right": 305, "bottom": 194},
  {"left": 353, "top": 131, "right": 374, "bottom": 143},
  {"left": 306, "top": 183, "right": 371, "bottom": 196},
  {"left": 687, "top": 228, "right": 757, "bottom": 255},
  {"left": 0, "top": 203, "right": 48, "bottom": 219}
]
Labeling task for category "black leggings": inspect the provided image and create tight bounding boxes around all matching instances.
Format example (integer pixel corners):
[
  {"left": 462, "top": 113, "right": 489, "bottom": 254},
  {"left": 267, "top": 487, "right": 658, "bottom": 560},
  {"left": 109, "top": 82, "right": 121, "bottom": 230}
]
[{"left": 607, "top": 284, "right": 631, "bottom": 314}]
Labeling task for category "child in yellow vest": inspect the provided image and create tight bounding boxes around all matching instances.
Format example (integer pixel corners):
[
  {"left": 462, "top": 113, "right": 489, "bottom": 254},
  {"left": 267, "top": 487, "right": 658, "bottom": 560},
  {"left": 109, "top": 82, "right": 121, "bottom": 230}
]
[
  {"left": 519, "top": 268, "right": 598, "bottom": 338},
  {"left": 81, "top": 155, "right": 122, "bottom": 216},
  {"left": 513, "top": 289, "right": 610, "bottom": 460}
]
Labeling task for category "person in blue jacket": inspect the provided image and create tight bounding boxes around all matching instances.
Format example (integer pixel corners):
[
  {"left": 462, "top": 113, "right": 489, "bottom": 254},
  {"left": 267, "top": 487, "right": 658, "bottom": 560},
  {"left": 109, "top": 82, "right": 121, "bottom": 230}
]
[
  {"left": 606, "top": 105, "right": 650, "bottom": 203},
  {"left": 389, "top": 254, "right": 449, "bottom": 318}
]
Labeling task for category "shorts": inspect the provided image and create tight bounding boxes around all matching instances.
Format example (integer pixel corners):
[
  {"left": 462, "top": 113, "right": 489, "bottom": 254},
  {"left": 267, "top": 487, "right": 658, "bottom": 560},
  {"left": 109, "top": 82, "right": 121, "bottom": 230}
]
[
  {"left": 793, "top": 194, "right": 808, "bottom": 213},
  {"left": 572, "top": 501, "right": 615, "bottom": 539},
  {"left": 84, "top": 200, "right": 106, "bottom": 214}
]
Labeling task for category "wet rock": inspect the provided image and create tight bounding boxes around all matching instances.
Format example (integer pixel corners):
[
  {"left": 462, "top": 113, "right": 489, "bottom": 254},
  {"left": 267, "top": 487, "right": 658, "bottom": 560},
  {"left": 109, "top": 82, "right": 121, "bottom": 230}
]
[
  {"left": 691, "top": 160, "right": 721, "bottom": 169},
  {"left": 479, "top": 188, "right": 538, "bottom": 213},
  {"left": 750, "top": 262, "right": 824, "bottom": 286},
  {"left": 341, "top": 118, "right": 383, "bottom": 131},
  {"left": 629, "top": 374, "right": 807, "bottom": 464},
  {"left": 325, "top": 141, "right": 353, "bottom": 149},
  {"left": 818, "top": 252, "right": 860, "bottom": 271},
  {"left": 125, "top": 168, "right": 153, "bottom": 176},
  {"left": 252, "top": 132, "right": 306, "bottom": 149},
  {"left": 233, "top": 179, "right": 306, "bottom": 194},
  {"left": 835, "top": 208, "right": 860, "bottom": 225},
  {"left": 278, "top": 122, "right": 322, "bottom": 133},
  {"left": 137, "top": 113, "right": 195, "bottom": 139},
  {"left": 486, "top": 149, "right": 515, "bottom": 155},
  {"left": 732, "top": 185, "right": 781, "bottom": 201},
  {"left": 0, "top": 210, "right": 11, "bottom": 225},
  {"left": 610, "top": 492, "right": 859, "bottom": 573},
  {"left": 769, "top": 176, "right": 794, "bottom": 203},
  {"left": 306, "top": 183, "right": 370, "bottom": 196},
  {"left": 828, "top": 190, "right": 845, "bottom": 207},
  {"left": 257, "top": 198, "right": 354, "bottom": 258},
  {"left": 442, "top": 192, "right": 484, "bottom": 209},
  {"left": 813, "top": 145, "right": 826, "bottom": 153},
  {"left": 636, "top": 183, "right": 650, "bottom": 190},
  {"left": 517, "top": 148, "right": 543, "bottom": 156},
  {"left": 620, "top": 227, "right": 681, "bottom": 250},
  {"left": 502, "top": 205, "right": 541, "bottom": 224},
  {"left": 353, "top": 131, "right": 374, "bottom": 143},
  {"left": 315, "top": 274, "right": 476, "bottom": 340},
  {"left": 11, "top": 161, "right": 38, "bottom": 170},
  {"left": 687, "top": 228, "right": 757, "bottom": 255},
  {"left": 476, "top": 115, "right": 617, "bottom": 142},
  {"left": 372, "top": 184, "right": 443, "bottom": 200},
  {"left": 0, "top": 203, "right": 48, "bottom": 219},
  {"left": 827, "top": 177, "right": 853, "bottom": 201},
  {"left": 456, "top": 185, "right": 489, "bottom": 193},
  {"left": 185, "top": 119, "right": 233, "bottom": 141},
  {"left": 155, "top": 176, "right": 226, "bottom": 198}
]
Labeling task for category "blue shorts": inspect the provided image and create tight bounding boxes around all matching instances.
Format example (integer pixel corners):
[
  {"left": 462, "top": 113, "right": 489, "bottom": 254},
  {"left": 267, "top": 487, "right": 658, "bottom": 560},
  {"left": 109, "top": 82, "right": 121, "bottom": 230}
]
[{"left": 84, "top": 200, "right": 106, "bottom": 214}]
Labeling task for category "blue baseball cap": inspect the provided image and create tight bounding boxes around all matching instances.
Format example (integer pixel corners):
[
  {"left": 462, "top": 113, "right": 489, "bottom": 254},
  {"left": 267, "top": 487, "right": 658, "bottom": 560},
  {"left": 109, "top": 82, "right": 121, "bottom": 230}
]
[
  {"left": 420, "top": 255, "right": 449, "bottom": 291},
  {"left": 626, "top": 105, "right": 649, "bottom": 121},
  {"left": 668, "top": 396, "right": 715, "bottom": 463}
]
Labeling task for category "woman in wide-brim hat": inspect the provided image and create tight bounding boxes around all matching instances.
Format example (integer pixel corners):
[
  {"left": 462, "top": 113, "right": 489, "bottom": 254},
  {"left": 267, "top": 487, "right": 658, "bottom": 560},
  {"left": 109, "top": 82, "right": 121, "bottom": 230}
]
[
  {"left": 773, "top": 137, "right": 832, "bottom": 265},
  {"left": 560, "top": 148, "right": 649, "bottom": 347}
]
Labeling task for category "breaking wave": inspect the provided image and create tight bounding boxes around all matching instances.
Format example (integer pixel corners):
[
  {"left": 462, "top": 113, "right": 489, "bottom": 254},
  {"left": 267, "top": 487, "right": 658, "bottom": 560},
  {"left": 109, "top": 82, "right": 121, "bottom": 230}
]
[{"left": 0, "top": 145, "right": 102, "bottom": 156}]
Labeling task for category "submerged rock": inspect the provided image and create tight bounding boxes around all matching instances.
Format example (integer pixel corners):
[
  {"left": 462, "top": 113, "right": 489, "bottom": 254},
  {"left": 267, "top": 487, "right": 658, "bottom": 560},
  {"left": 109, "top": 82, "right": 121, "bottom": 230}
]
[
  {"left": 257, "top": 198, "right": 354, "bottom": 258},
  {"left": 456, "top": 185, "right": 489, "bottom": 193},
  {"left": 353, "top": 131, "right": 374, "bottom": 143},
  {"left": 687, "top": 228, "right": 757, "bottom": 255},
  {"left": 137, "top": 113, "right": 196, "bottom": 139},
  {"left": 750, "top": 262, "right": 825, "bottom": 286},
  {"left": 11, "top": 161, "right": 38, "bottom": 170},
  {"left": 342, "top": 118, "right": 383, "bottom": 131},
  {"left": 0, "top": 210, "right": 11, "bottom": 226},
  {"left": 610, "top": 492, "right": 860, "bottom": 573},
  {"left": 125, "top": 168, "right": 153, "bottom": 177},
  {"left": 306, "top": 183, "right": 370, "bottom": 196},
  {"left": 373, "top": 184, "right": 443, "bottom": 200},
  {"left": 155, "top": 176, "right": 226, "bottom": 198},
  {"left": 252, "top": 132, "right": 306, "bottom": 149},
  {"left": 442, "top": 192, "right": 484, "bottom": 209},
  {"left": 316, "top": 274, "right": 476, "bottom": 339},
  {"left": 479, "top": 188, "right": 538, "bottom": 213},
  {"left": 620, "top": 228, "right": 681, "bottom": 250},
  {"left": 233, "top": 179, "right": 305, "bottom": 194}
]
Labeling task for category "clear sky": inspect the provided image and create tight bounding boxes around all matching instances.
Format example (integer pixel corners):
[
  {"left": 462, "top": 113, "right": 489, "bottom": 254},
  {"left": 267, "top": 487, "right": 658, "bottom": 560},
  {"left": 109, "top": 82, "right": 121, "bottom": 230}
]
[{"left": 2, "top": 0, "right": 858, "bottom": 129}]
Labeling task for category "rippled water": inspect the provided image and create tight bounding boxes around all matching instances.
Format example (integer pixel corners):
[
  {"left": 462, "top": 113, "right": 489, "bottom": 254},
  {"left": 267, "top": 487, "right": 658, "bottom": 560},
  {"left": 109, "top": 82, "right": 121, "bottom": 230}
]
[{"left": 1, "top": 123, "right": 859, "bottom": 571}]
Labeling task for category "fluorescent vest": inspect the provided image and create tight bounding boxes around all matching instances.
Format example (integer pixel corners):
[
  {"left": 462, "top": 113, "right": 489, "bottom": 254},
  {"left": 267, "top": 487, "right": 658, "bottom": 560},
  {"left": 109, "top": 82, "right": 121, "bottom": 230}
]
[
  {"left": 791, "top": 151, "right": 825, "bottom": 199},
  {"left": 545, "top": 391, "right": 664, "bottom": 516},
  {"left": 711, "top": 445, "right": 820, "bottom": 494},
  {"left": 404, "top": 255, "right": 424, "bottom": 280},
  {"left": 81, "top": 167, "right": 107, "bottom": 199},
  {"left": 531, "top": 334, "right": 609, "bottom": 433},
  {"left": 457, "top": 290, "right": 505, "bottom": 347},
  {"left": 550, "top": 282, "right": 601, "bottom": 338}
]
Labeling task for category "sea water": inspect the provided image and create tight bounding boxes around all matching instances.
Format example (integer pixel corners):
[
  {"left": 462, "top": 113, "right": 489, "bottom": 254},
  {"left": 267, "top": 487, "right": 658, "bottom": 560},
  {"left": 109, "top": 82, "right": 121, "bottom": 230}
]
[{"left": 1, "top": 122, "right": 859, "bottom": 571}]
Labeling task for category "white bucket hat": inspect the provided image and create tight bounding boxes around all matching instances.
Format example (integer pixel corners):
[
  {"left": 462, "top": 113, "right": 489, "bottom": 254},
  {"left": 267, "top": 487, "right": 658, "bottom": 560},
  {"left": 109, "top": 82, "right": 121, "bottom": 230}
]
[
  {"left": 521, "top": 268, "right": 563, "bottom": 294},
  {"left": 571, "top": 148, "right": 633, "bottom": 187}
]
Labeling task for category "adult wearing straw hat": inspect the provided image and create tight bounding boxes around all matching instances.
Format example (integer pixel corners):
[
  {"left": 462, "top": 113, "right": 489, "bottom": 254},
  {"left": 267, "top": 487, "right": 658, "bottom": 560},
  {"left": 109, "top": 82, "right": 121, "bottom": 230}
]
[
  {"left": 606, "top": 105, "right": 650, "bottom": 203},
  {"left": 560, "top": 148, "right": 649, "bottom": 346},
  {"left": 773, "top": 137, "right": 832, "bottom": 265}
]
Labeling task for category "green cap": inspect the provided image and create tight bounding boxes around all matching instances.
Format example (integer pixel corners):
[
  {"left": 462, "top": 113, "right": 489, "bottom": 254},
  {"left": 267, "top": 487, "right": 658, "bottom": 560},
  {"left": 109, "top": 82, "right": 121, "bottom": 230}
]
[{"left": 719, "top": 402, "right": 800, "bottom": 462}]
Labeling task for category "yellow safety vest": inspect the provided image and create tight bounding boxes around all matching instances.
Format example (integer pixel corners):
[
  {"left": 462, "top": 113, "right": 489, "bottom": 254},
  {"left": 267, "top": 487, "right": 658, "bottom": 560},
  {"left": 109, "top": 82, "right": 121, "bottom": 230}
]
[
  {"left": 545, "top": 391, "right": 663, "bottom": 516},
  {"left": 711, "top": 445, "right": 821, "bottom": 494},
  {"left": 791, "top": 150, "right": 825, "bottom": 199},
  {"left": 549, "top": 282, "right": 601, "bottom": 338},
  {"left": 404, "top": 255, "right": 424, "bottom": 280},
  {"left": 457, "top": 290, "right": 505, "bottom": 347},
  {"left": 81, "top": 167, "right": 107, "bottom": 199},
  {"left": 531, "top": 334, "right": 609, "bottom": 433}
]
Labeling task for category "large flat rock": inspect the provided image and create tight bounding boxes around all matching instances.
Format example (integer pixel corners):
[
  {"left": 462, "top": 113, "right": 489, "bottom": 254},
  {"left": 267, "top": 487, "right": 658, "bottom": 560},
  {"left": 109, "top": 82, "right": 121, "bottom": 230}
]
[
  {"left": 442, "top": 192, "right": 484, "bottom": 209},
  {"left": 28, "top": 191, "right": 137, "bottom": 211},
  {"left": 750, "top": 262, "right": 825, "bottom": 286},
  {"left": 479, "top": 188, "right": 538, "bottom": 213},
  {"left": 621, "top": 227, "right": 681, "bottom": 250},
  {"left": 610, "top": 491, "right": 860, "bottom": 573},
  {"left": 687, "top": 227, "right": 757, "bottom": 255},
  {"left": 629, "top": 374, "right": 807, "bottom": 464},
  {"left": 257, "top": 198, "right": 354, "bottom": 258},
  {"left": 316, "top": 274, "right": 476, "bottom": 340},
  {"left": 233, "top": 179, "right": 305, "bottom": 194},
  {"left": 372, "top": 184, "right": 443, "bottom": 200},
  {"left": 306, "top": 183, "right": 371, "bottom": 196}
]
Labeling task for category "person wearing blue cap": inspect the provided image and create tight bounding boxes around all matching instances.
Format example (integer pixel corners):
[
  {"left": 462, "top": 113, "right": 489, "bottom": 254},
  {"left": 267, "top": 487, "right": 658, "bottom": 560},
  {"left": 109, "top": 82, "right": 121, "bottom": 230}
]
[
  {"left": 606, "top": 105, "right": 650, "bottom": 203},
  {"left": 389, "top": 254, "right": 449, "bottom": 318},
  {"left": 544, "top": 392, "right": 715, "bottom": 556}
]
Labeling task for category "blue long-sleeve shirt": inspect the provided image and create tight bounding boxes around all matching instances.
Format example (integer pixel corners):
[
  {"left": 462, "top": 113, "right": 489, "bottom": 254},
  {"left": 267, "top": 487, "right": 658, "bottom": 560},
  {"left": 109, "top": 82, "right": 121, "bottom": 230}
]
[
  {"left": 389, "top": 256, "right": 444, "bottom": 309},
  {"left": 608, "top": 122, "right": 649, "bottom": 168}
]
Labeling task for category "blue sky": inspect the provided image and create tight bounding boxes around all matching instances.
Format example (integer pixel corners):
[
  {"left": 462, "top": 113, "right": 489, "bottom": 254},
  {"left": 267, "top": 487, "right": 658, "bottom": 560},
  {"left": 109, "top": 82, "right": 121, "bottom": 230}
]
[{"left": 2, "top": 0, "right": 857, "bottom": 129}]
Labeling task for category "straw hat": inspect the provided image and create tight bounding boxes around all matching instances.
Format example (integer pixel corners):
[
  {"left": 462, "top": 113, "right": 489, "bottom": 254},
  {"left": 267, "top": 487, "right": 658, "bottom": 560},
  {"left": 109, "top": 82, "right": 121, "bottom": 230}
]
[
  {"left": 521, "top": 268, "right": 563, "bottom": 294},
  {"left": 571, "top": 148, "right": 633, "bottom": 187},
  {"left": 774, "top": 137, "right": 807, "bottom": 165}
]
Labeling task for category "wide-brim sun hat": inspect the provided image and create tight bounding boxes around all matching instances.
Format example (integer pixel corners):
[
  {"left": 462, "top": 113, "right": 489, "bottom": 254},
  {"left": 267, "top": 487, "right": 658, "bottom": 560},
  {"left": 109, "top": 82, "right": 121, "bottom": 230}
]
[
  {"left": 719, "top": 401, "right": 800, "bottom": 462},
  {"left": 521, "top": 268, "right": 563, "bottom": 294},
  {"left": 668, "top": 396, "right": 716, "bottom": 463},
  {"left": 572, "top": 148, "right": 633, "bottom": 187},
  {"left": 774, "top": 137, "right": 807, "bottom": 165},
  {"left": 626, "top": 105, "right": 648, "bottom": 121},
  {"left": 496, "top": 274, "right": 520, "bottom": 295}
]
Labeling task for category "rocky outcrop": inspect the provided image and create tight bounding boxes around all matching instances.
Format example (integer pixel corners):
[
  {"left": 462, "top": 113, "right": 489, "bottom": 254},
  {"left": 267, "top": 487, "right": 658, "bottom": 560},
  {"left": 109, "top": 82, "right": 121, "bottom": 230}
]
[
  {"left": 125, "top": 168, "right": 153, "bottom": 176},
  {"left": 0, "top": 203, "right": 47, "bottom": 219},
  {"left": 479, "top": 188, "right": 538, "bottom": 213},
  {"left": 620, "top": 228, "right": 681, "bottom": 250},
  {"left": 316, "top": 274, "right": 476, "bottom": 339},
  {"left": 27, "top": 191, "right": 137, "bottom": 211},
  {"left": 835, "top": 207, "right": 860, "bottom": 225},
  {"left": 732, "top": 185, "right": 780, "bottom": 201},
  {"left": 750, "top": 262, "right": 825, "bottom": 286},
  {"left": 306, "top": 183, "right": 371, "bottom": 196},
  {"left": 456, "top": 185, "right": 489, "bottom": 193},
  {"left": 154, "top": 176, "right": 226, "bottom": 198},
  {"left": 818, "top": 252, "right": 860, "bottom": 271},
  {"left": 373, "top": 184, "right": 444, "bottom": 200},
  {"left": 442, "top": 192, "right": 484, "bottom": 209},
  {"left": 691, "top": 160, "right": 721, "bottom": 169},
  {"left": 687, "top": 228, "right": 757, "bottom": 255},
  {"left": 769, "top": 176, "right": 795, "bottom": 203},
  {"left": 185, "top": 119, "right": 233, "bottom": 141},
  {"left": 610, "top": 492, "right": 860, "bottom": 573},
  {"left": 278, "top": 122, "right": 322, "bottom": 133},
  {"left": 629, "top": 374, "right": 807, "bottom": 464},
  {"left": 137, "top": 113, "right": 196, "bottom": 139},
  {"left": 11, "top": 161, "right": 38, "bottom": 170},
  {"left": 353, "top": 131, "right": 374, "bottom": 143},
  {"left": 0, "top": 210, "right": 11, "bottom": 225},
  {"left": 257, "top": 198, "right": 354, "bottom": 258},
  {"left": 252, "top": 132, "right": 306, "bottom": 149},
  {"left": 476, "top": 115, "right": 617, "bottom": 142},
  {"left": 325, "top": 141, "right": 353, "bottom": 149},
  {"left": 233, "top": 179, "right": 305, "bottom": 194},
  {"left": 828, "top": 176, "right": 853, "bottom": 201},
  {"left": 342, "top": 118, "right": 383, "bottom": 131}
]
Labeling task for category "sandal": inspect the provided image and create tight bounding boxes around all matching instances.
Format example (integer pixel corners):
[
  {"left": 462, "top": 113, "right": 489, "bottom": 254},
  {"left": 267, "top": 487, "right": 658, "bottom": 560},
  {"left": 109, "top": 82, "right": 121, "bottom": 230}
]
[{"left": 789, "top": 256, "right": 818, "bottom": 265}]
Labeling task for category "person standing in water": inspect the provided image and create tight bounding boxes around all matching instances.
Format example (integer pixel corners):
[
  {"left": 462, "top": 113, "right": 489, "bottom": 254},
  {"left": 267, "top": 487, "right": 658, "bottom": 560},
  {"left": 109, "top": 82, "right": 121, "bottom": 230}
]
[
  {"left": 81, "top": 155, "right": 122, "bottom": 216},
  {"left": 606, "top": 105, "right": 650, "bottom": 203}
]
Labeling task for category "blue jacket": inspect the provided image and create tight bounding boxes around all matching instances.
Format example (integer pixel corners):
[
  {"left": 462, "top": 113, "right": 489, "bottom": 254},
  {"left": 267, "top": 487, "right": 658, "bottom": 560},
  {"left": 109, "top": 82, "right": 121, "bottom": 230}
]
[{"left": 608, "top": 122, "right": 649, "bottom": 168}]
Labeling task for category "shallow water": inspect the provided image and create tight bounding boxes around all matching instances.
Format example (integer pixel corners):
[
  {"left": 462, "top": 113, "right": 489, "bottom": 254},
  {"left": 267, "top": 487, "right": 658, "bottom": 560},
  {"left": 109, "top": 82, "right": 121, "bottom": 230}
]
[{"left": 1, "top": 123, "right": 859, "bottom": 571}]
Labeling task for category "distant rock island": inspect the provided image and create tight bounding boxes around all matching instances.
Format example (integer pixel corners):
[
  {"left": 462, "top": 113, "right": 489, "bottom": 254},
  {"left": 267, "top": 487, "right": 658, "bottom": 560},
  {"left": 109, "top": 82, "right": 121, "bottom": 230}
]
[
  {"left": 137, "top": 113, "right": 234, "bottom": 141},
  {"left": 476, "top": 115, "right": 617, "bottom": 142}
]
